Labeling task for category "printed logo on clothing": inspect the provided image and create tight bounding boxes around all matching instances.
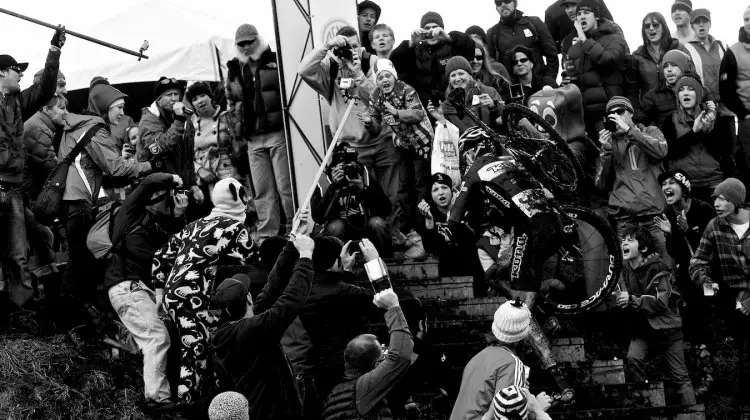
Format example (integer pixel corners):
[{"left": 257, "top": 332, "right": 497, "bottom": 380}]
[
  {"left": 148, "top": 143, "right": 162, "bottom": 155},
  {"left": 477, "top": 160, "right": 515, "bottom": 181},
  {"left": 511, "top": 188, "right": 549, "bottom": 219},
  {"left": 510, "top": 233, "right": 528, "bottom": 280}
]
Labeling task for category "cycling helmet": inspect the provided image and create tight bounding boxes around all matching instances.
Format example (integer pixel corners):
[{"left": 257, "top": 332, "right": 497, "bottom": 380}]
[{"left": 459, "top": 126, "right": 494, "bottom": 172}]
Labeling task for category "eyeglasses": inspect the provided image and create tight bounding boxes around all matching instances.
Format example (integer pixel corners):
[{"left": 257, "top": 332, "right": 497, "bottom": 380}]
[
  {"left": 237, "top": 40, "right": 256, "bottom": 47},
  {"left": 513, "top": 58, "right": 529, "bottom": 65},
  {"left": 494, "top": 0, "right": 514, "bottom": 5},
  {"left": 473, "top": 55, "right": 484, "bottom": 61},
  {"left": 643, "top": 22, "right": 662, "bottom": 29},
  {"left": 608, "top": 108, "right": 628, "bottom": 116}
]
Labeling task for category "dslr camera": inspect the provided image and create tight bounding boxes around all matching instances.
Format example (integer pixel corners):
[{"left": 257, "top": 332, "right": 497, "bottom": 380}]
[
  {"left": 328, "top": 142, "right": 361, "bottom": 184},
  {"left": 602, "top": 117, "right": 618, "bottom": 133},
  {"left": 332, "top": 42, "right": 354, "bottom": 61}
]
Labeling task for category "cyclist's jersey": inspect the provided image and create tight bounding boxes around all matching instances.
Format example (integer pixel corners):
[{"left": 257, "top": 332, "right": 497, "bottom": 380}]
[{"left": 449, "top": 153, "right": 556, "bottom": 225}]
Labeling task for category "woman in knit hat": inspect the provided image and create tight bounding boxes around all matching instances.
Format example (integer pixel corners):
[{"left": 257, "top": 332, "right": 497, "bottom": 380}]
[
  {"left": 504, "top": 45, "right": 558, "bottom": 101},
  {"left": 186, "top": 82, "right": 243, "bottom": 198},
  {"left": 441, "top": 55, "right": 504, "bottom": 135},
  {"left": 632, "top": 12, "right": 690, "bottom": 97},
  {"left": 662, "top": 74, "right": 725, "bottom": 202},
  {"left": 152, "top": 177, "right": 257, "bottom": 408}
]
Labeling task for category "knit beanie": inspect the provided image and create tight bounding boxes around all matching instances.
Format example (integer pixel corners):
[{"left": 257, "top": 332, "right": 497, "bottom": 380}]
[
  {"left": 420, "top": 11, "right": 444, "bottom": 29},
  {"left": 88, "top": 83, "right": 127, "bottom": 116},
  {"left": 560, "top": 0, "right": 580, "bottom": 6},
  {"left": 211, "top": 274, "right": 252, "bottom": 320},
  {"left": 89, "top": 76, "right": 109, "bottom": 89},
  {"left": 658, "top": 169, "right": 692, "bottom": 198},
  {"left": 713, "top": 178, "right": 746, "bottom": 208},
  {"left": 445, "top": 56, "right": 473, "bottom": 78},
  {"left": 675, "top": 74, "right": 704, "bottom": 106},
  {"left": 671, "top": 0, "right": 692, "bottom": 13},
  {"left": 491, "top": 299, "right": 531, "bottom": 343},
  {"left": 33, "top": 69, "right": 65, "bottom": 85},
  {"left": 429, "top": 172, "right": 453, "bottom": 189},
  {"left": 491, "top": 385, "right": 529, "bottom": 420},
  {"left": 605, "top": 96, "right": 634, "bottom": 114},
  {"left": 235, "top": 24, "right": 259, "bottom": 44},
  {"left": 208, "top": 391, "right": 250, "bottom": 420},
  {"left": 210, "top": 178, "right": 248, "bottom": 223},
  {"left": 186, "top": 81, "right": 213, "bottom": 105},
  {"left": 465, "top": 26, "right": 487, "bottom": 44},
  {"left": 154, "top": 76, "right": 183, "bottom": 101},
  {"left": 373, "top": 58, "right": 398, "bottom": 80},
  {"left": 312, "top": 236, "right": 344, "bottom": 272},
  {"left": 576, "top": 0, "right": 600, "bottom": 17},
  {"left": 661, "top": 49, "right": 691, "bottom": 74}
]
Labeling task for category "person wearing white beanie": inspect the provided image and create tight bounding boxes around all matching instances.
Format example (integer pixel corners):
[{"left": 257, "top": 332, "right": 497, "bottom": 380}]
[
  {"left": 152, "top": 178, "right": 257, "bottom": 408},
  {"left": 208, "top": 391, "right": 250, "bottom": 420}
]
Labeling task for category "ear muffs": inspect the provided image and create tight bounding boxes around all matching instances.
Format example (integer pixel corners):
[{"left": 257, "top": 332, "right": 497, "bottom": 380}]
[{"left": 229, "top": 182, "right": 249, "bottom": 205}]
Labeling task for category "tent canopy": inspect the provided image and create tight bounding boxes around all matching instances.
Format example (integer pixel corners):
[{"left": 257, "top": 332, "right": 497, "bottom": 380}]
[{"left": 61, "top": 0, "right": 239, "bottom": 90}]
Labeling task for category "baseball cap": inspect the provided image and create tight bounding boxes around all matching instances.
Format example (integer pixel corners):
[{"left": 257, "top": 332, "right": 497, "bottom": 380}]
[
  {"left": 0, "top": 55, "right": 29, "bottom": 72},
  {"left": 212, "top": 274, "right": 253, "bottom": 319}
]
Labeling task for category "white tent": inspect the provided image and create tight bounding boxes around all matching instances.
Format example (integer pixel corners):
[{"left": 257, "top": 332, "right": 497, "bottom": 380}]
[{"left": 60, "top": 0, "right": 240, "bottom": 90}]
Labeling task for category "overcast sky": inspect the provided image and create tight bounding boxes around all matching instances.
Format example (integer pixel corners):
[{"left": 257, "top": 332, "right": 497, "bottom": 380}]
[{"left": 1, "top": 0, "right": 747, "bottom": 88}]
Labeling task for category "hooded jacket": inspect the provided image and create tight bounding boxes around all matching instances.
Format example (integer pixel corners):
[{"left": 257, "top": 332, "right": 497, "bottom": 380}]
[
  {"left": 211, "top": 242, "right": 312, "bottom": 420},
  {"left": 226, "top": 47, "right": 283, "bottom": 137},
  {"left": 137, "top": 102, "right": 195, "bottom": 188},
  {"left": 487, "top": 10, "right": 559, "bottom": 80},
  {"left": 620, "top": 253, "right": 682, "bottom": 331},
  {"left": 0, "top": 48, "right": 60, "bottom": 185},
  {"left": 58, "top": 113, "right": 150, "bottom": 204},
  {"left": 544, "top": 0, "right": 613, "bottom": 52},
  {"left": 632, "top": 39, "right": 688, "bottom": 100},
  {"left": 389, "top": 32, "right": 476, "bottom": 107},
  {"left": 566, "top": 19, "right": 629, "bottom": 121},
  {"left": 719, "top": 27, "right": 750, "bottom": 120},
  {"left": 594, "top": 124, "right": 667, "bottom": 216},
  {"left": 22, "top": 110, "right": 59, "bottom": 199}
]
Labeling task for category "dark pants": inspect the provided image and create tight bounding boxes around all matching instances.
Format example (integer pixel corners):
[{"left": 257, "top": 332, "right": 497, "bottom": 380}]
[
  {"left": 296, "top": 374, "right": 322, "bottom": 420},
  {"left": 355, "top": 140, "right": 401, "bottom": 217},
  {"left": 510, "top": 213, "right": 565, "bottom": 292},
  {"left": 63, "top": 200, "right": 98, "bottom": 301},
  {"left": 325, "top": 216, "right": 392, "bottom": 257},
  {"left": 25, "top": 207, "right": 55, "bottom": 267},
  {"left": 0, "top": 187, "right": 32, "bottom": 309},
  {"left": 737, "top": 118, "right": 750, "bottom": 187},
  {"left": 627, "top": 328, "right": 696, "bottom": 406},
  {"left": 395, "top": 150, "right": 430, "bottom": 232}
]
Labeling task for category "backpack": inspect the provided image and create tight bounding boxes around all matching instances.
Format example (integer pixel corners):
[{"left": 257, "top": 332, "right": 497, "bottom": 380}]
[{"left": 86, "top": 201, "right": 145, "bottom": 259}]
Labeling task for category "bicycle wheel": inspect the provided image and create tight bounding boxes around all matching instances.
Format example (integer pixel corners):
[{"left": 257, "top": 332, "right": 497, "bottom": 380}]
[
  {"left": 501, "top": 103, "right": 581, "bottom": 195},
  {"left": 539, "top": 205, "right": 621, "bottom": 315}
]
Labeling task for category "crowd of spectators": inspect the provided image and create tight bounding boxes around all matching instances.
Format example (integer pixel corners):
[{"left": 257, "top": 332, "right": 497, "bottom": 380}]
[{"left": 3, "top": 0, "right": 750, "bottom": 418}]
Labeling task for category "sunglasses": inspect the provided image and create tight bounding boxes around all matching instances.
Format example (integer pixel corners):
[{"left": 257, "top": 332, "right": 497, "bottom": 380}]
[
  {"left": 237, "top": 40, "right": 256, "bottom": 47},
  {"left": 608, "top": 108, "right": 628, "bottom": 116},
  {"left": 494, "top": 0, "right": 514, "bottom": 5},
  {"left": 643, "top": 22, "right": 662, "bottom": 29},
  {"left": 473, "top": 55, "right": 484, "bottom": 61},
  {"left": 159, "top": 77, "right": 178, "bottom": 85},
  {"left": 513, "top": 58, "right": 529, "bottom": 65},
  {"left": 8, "top": 65, "right": 23, "bottom": 73}
]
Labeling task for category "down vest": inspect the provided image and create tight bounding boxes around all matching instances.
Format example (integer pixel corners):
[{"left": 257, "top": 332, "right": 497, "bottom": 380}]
[
  {"left": 567, "top": 20, "right": 628, "bottom": 123},
  {"left": 226, "top": 48, "right": 283, "bottom": 137},
  {"left": 22, "top": 111, "right": 58, "bottom": 200}
]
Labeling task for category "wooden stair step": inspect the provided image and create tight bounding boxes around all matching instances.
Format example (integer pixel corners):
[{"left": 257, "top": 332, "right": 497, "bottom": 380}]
[{"left": 548, "top": 404, "right": 705, "bottom": 420}]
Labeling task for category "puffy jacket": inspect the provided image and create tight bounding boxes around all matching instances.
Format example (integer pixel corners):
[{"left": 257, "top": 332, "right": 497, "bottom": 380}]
[
  {"left": 567, "top": 20, "right": 628, "bottom": 123},
  {"left": 544, "top": 0, "right": 613, "bottom": 52},
  {"left": 0, "top": 48, "right": 60, "bottom": 185},
  {"left": 487, "top": 10, "right": 559, "bottom": 80},
  {"left": 632, "top": 40, "right": 688, "bottom": 100},
  {"left": 594, "top": 124, "right": 667, "bottom": 217},
  {"left": 720, "top": 28, "right": 750, "bottom": 120},
  {"left": 635, "top": 83, "right": 678, "bottom": 128},
  {"left": 620, "top": 253, "right": 682, "bottom": 331},
  {"left": 137, "top": 103, "right": 195, "bottom": 188},
  {"left": 22, "top": 111, "right": 58, "bottom": 200},
  {"left": 59, "top": 113, "right": 150, "bottom": 204},
  {"left": 226, "top": 47, "right": 283, "bottom": 137},
  {"left": 662, "top": 111, "right": 726, "bottom": 189},
  {"left": 390, "top": 32, "right": 476, "bottom": 107}
]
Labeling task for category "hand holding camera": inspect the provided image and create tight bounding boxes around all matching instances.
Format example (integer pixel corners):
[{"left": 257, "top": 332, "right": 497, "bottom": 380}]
[
  {"left": 326, "top": 35, "right": 350, "bottom": 51},
  {"left": 598, "top": 129, "right": 613, "bottom": 150}
]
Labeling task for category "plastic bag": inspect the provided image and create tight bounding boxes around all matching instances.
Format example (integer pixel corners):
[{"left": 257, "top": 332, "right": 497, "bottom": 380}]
[{"left": 430, "top": 121, "right": 461, "bottom": 187}]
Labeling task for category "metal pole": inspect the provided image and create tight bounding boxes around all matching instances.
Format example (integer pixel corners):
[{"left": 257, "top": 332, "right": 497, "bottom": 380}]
[
  {"left": 0, "top": 7, "right": 149, "bottom": 60},
  {"left": 298, "top": 99, "right": 357, "bottom": 211}
]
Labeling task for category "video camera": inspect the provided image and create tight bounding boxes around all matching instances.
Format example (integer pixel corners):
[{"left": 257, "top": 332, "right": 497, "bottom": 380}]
[{"left": 328, "top": 142, "right": 362, "bottom": 183}]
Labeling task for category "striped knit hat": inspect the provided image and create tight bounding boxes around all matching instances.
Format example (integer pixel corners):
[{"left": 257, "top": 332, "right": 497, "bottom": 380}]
[
  {"left": 491, "top": 385, "right": 529, "bottom": 420},
  {"left": 605, "top": 96, "right": 634, "bottom": 114},
  {"left": 208, "top": 391, "right": 249, "bottom": 420}
]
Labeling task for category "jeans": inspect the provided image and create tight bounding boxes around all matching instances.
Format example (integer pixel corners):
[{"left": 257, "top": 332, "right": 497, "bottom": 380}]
[
  {"left": 109, "top": 280, "right": 171, "bottom": 403},
  {"left": 325, "top": 216, "right": 392, "bottom": 257},
  {"left": 0, "top": 187, "right": 32, "bottom": 308},
  {"left": 355, "top": 139, "right": 401, "bottom": 208},
  {"left": 248, "top": 130, "right": 294, "bottom": 239},
  {"left": 25, "top": 207, "right": 55, "bottom": 267},
  {"left": 627, "top": 329, "right": 696, "bottom": 406}
]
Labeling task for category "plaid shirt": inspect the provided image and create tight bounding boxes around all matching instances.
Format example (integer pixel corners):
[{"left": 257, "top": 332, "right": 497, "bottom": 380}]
[
  {"left": 689, "top": 216, "right": 750, "bottom": 291},
  {"left": 368, "top": 80, "right": 433, "bottom": 159}
]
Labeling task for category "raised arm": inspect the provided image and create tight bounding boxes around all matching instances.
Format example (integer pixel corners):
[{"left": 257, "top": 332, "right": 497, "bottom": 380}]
[{"left": 20, "top": 47, "right": 60, "bottom": 120}]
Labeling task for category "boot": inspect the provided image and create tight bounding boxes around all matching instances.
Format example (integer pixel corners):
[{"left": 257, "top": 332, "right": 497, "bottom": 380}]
[{"left": 694, "top": 343, "right": 714, "bottom": 398}]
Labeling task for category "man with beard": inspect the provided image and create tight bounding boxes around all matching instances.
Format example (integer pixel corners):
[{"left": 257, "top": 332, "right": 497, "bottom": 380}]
[
  {"left": 226, "top": 24, "right": 293, "bottom": 241},
  {"left": 671, "top": 0, "right": 697, "bottom": 45},
  {"left": 720, "top": 6, "right": 750, "bottom": 188},
  {"left": 358, "top": 1, "right": 381, "bottom": 55},
  {"left": 487, "top": 0, "right": 559, "bottom": 82},
  {"left": 0, "top": 27, "right": 64, "bottom": 313}
]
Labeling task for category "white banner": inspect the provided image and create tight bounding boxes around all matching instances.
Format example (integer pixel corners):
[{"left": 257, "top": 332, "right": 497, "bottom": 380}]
[{"left": 272, "top": 0, "right": 358, "bottom": 209}]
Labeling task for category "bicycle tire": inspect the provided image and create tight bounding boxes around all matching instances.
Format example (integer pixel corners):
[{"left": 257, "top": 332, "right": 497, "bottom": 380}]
[
  {"left": 501, "top": 103, "right": 581, "bottom": 194},
  {"left": 540, "top": 205, "right": 621, "bottom": 315}
]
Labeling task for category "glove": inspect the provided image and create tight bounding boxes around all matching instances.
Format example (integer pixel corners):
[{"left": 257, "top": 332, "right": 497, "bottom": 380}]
[{"left": 51, "top": 26, "right": 66, "bottom": 49}]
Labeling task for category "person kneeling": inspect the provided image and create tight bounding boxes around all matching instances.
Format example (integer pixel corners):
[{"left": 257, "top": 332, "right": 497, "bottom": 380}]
[
  {"left": 619, "top": 227, "right": 696, "bottom": 406},
  {"left": 311, "top": 142, "right": 393, "bottom": 256}
]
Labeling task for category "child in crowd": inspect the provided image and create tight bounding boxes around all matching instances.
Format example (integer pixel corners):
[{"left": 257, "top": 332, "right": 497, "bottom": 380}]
[{"left": 618, "top": 227, "right": 696, "bottom": 406}]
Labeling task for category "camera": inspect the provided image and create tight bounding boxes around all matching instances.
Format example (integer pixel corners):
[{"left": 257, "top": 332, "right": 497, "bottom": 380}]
[
  {"left": 430, "top": 90, "right": 445, "bottom": 107},
  {"left": 172, "top": 189, "right": 189, "bottom": 196},
  {"left": 329, "top": 143, "right": 362, "bottom": 183},
  {"left": 339, "top": 78, "right": 353, "bottom": 90},
  {"left": 423, "top": 31, "right": 433, "bottom": 39},
  {"left": 509, "top": 84, "right": 525, "bottom": 103},
  {"left": 332, "top": 43, "right": 354, "bottom": 61},
  {"left": 603, "top": 117, "right": 618, "bottom": 133}
]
